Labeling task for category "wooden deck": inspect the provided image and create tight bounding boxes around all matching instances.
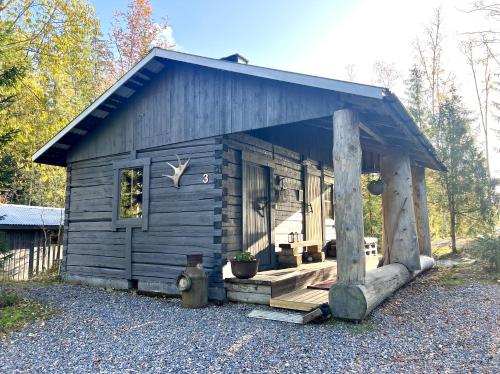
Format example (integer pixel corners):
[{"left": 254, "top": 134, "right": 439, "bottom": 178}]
[
  {"left": 270, "top": 288, "right": 329, "bottom": 311},
  {"left": 225, "top": 260, "right": 337, "bottom": 305}
]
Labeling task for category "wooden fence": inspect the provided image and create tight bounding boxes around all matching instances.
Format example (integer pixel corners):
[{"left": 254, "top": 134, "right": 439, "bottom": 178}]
[{"left": 0, "top": 230, "right": 63, "bottom": 281}]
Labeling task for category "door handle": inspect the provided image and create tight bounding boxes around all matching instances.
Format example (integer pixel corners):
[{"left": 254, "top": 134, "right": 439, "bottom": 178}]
[{"left": 256, "top": 199, "right": 268, "bottom": 217}]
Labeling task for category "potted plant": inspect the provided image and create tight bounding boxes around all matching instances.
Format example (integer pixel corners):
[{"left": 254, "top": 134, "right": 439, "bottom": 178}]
[
  {"left": 230, "top": 251, "right": 259, "bottom": 279},
  {"left": 367, "top": 179, "right": 384, "bottom": 195}
]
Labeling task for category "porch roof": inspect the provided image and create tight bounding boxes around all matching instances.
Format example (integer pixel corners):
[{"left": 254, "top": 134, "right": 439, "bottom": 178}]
[{"left": 32, "top": 48, "right": 445, "bottom": 171}]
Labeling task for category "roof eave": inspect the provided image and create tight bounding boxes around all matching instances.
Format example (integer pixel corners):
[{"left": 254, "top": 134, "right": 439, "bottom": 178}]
[
  {"left": 33, "top": 48, "right": 444, "bottom": 171},
  {"left": 383, "top": 91, "right": 447, "bottom": 172},
  {"left": 32, "top": 48, "right": 162, "bottom": 164}
]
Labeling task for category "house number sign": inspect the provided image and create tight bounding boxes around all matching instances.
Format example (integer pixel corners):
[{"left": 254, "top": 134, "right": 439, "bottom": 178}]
[{"left": 202, "top": 174, "right": 209, "bottom": 183}]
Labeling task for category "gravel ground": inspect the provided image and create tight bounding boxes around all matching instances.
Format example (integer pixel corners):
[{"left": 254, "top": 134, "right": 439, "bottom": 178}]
[{"left": 1, "top": 275, "right": 499, "bottom": 373}]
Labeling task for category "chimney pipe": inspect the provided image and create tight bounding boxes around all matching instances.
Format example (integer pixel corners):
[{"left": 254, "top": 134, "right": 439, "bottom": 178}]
[{"left": 220, "top": 53, "right": 249, "bottom": 64}]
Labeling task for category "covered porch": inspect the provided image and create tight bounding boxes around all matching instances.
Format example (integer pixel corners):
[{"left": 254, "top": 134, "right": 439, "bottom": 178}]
[{"left": 223, "top": 101, "right": 442, "bottom": 320}]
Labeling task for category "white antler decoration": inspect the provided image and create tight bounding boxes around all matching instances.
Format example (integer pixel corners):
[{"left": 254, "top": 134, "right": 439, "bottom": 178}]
[{"left": 163, "top": 155, "right": 190, "bottom": 188}]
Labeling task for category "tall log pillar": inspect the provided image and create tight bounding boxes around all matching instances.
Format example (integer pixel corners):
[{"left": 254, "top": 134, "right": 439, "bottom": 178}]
[
  {"left": 380, "top": 152, "right": 421, "bottom": 271},
  {"left": 411, "top": 166, "right": 432, "bottom": 257},
  {"left": 328, "top": 117, "right": 435, "bottom": 321},
  {"left": 331, "top": 109, "right": 365, "bottom": 285}
]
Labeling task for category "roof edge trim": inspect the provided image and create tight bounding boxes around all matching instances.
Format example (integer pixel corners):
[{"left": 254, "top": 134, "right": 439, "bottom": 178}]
[{"left": 32, "top": 48, "right": 161, "bottom": 163}]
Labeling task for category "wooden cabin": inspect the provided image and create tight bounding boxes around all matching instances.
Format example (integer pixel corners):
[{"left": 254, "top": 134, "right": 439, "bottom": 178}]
[
  {"left": 0, "top": 204, "right": 63, "bottom": 280},
  {"left": 33, "top": 49, "right": 442, "bottom": 318}
]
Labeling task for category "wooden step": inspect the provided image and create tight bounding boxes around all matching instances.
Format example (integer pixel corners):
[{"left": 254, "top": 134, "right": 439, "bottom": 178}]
[
  {"left": 225, "top": 260, "right": 337, "bottom": 305},
  {"left": 271, "top": 263, "right": 336, "bottom": 297},
  {"left": 270, "top": 288, "right": 329, "bottom": 311}
]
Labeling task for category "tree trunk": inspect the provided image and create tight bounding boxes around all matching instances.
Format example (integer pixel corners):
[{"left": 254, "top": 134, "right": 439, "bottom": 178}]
[{"left": 450, "top": 205, "right": 457, "bottom": 253}]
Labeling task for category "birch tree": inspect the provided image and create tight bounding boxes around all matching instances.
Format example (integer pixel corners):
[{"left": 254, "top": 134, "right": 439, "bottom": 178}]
[
  {"left": 462, "top": 37, "right": 494, "bottom": 181},
  {"left": 1, "top": 0, "right": 109, "bottom": 206},
  {"left": 415, "top": 7, "right": 447, "bottom": 116}
]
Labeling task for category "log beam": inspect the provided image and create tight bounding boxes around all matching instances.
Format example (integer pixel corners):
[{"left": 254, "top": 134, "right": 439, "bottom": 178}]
[
  {"left": 331, "top": 109, "right": 365, "bottom": 285},
  {"left": 380, "top": 152, "right": 421, "bottom": 271},
  {"left": 329, "top": 256, "right": 434, "bottom": 320},
  {"left": 411, "top": 166, "right": 432, "bottom": 257}
]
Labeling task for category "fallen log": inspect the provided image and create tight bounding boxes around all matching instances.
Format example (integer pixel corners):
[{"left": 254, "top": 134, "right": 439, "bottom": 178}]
[{"left": 329, "top": 256, "right": 434, "bottom": 321}]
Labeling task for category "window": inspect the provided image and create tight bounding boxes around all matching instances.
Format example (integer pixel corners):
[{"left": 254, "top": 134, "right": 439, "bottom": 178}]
[
  {"left": 323, "top": 184, "right": 334, "bottom": 220},
  {"left": 112, "top": 157, "right": 150, "bottom": 230},
  {"left": 119, "top": 168, "right": 143, "bottom": 219}
]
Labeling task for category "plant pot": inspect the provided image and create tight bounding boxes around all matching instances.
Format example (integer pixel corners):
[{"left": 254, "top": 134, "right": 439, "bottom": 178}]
[
  {"left": 230, "top": 259, "right": 259, "bottom": 279},
  {"left": 367, "top": 179, "right": 384, "bottom": 195}
]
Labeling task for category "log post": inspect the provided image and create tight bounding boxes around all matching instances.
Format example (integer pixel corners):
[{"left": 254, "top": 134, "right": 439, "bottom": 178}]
[
  {"left": 331, "top": 109, "right": 365, "bottom": 285},
  {"left": 330, "top": 256, "right": 434, "bottom": 320},
  {"left": 411, "top": 166, "right": 432, "bottom": 257},
  {"left": 380, "top": 152, "right": 421, "bottom": 271}
]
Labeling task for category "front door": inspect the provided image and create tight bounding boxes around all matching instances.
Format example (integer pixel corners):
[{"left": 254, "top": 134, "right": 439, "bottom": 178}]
[
  {"left": 243, "top": 162, "right": 272, "bottom": 270},
  {"left": 305, "top": 169, "right": 323, "bottom": 243}
]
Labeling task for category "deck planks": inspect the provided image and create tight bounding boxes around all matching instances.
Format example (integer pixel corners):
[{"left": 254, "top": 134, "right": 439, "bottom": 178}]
[{"left": 269, "top": 288, "right": 329, "bottom": 312}]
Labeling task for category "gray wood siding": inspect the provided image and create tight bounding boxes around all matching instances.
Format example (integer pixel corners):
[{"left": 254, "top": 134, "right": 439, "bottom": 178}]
[
  {"left": 65, "top": 137, "right": 224, "bottom": 295},
  {"left": 132, "top": 137, "right": 223, "bottom": 293},
  {"left": 221, "top": 133, "right": 308, "bottom": 261},
  {"left": 66, "top": 154, "right": 128, "bottom": 279},
  {"left": 68, "top": 62, "right": 341, "bottom": 163}
]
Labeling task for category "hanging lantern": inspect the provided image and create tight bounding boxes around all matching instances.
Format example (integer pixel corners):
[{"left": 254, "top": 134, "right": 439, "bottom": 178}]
[
  {"left": 367, "top": 179, "right": 384, "bottom": 195},
  {"left": 294, "top": 232, "right": 301, "bottom": 242}
]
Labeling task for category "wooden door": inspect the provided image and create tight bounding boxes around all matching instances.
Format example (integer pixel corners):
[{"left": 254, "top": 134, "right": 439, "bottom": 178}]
[
  {"left": 305, "top": 170, "right": 323, "bottom": 243},
  {"left": 243, "top": 162, "right": 272, "bottom": 270}
]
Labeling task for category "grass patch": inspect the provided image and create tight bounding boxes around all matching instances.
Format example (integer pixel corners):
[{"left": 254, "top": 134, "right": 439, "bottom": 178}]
[
  {"left": 0, "top": 277, "right": 59, "bottom": 339},
  {"left": 433, "top": 245, "right": 454, "bottom": 259},
  {"left": 432, "top": 238, "right": 473, "bottom": 259},
  {"left": 29, "top": 270, "right": 62, "bottom": 285},
  {"left": 0, "top": 297, "right": 56, "bottom": 339},
  {"left": 438, "top": 261, "right": 498, "bottom": 287},
  {"left": 430, "top": 237, "right": 499, "bottom": 287},
  {"left": 0, "top": 268, "right": 62, "bottom": 292},
  {"left": 329, "top": 318, "right": 375, "bottom": 334}
]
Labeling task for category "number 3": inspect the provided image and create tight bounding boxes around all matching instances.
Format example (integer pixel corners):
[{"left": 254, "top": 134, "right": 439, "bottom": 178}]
[{"left": 202, "top": 174, "right": 209, "bottom": 183}]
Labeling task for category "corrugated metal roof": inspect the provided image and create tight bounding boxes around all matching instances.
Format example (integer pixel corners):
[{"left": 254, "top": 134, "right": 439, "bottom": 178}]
[{"left": 0, "top": 204, "right": 64, "bottom": 228}]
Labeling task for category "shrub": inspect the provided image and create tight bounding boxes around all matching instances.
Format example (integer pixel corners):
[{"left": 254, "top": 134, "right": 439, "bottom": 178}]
[
  {"left": 475, "top": 235, "right": 500, "bottom": 272},
  {"left": 233, "top": 251, "right": 256, "bottom": 262},
  {"left": 0, "top": 291, "right": 19, "bottom": 309}
]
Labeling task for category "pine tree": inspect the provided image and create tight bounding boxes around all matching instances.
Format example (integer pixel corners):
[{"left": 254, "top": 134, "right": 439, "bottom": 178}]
[
  {"left": 405, "top": 65, "right": 427, "bottom": 129},
  {"left": 430, "top": 88, "right": 493, "bottom": 251}
]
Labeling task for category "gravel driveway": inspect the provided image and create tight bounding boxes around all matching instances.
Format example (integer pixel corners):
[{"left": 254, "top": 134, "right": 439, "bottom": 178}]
[{"left": 1, "top": 275, "right": 499, "bottom": 373}]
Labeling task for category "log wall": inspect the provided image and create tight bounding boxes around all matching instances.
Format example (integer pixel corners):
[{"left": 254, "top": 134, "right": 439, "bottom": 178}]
[
  {"left": 221, "top": 133, "right": 332, "bottom": 263},
  {"left": 65, "top": 137, "right": 225, "bottom": 298}
]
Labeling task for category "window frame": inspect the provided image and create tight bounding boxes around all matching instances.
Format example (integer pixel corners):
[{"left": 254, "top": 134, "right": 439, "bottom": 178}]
[
  {"left": 112, "top": 157, "right": 150, "bottom": 231},
  {"left": 323, "top": 182, "right": 335, "bottom": 221}
]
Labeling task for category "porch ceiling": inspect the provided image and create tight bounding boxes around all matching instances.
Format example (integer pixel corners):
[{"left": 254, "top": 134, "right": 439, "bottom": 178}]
[{"left": 247, "top": 110, "right": 442, "bottom": 173}]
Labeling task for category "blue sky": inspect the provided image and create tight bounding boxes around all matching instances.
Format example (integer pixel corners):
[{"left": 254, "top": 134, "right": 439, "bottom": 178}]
[
  {"left": 90, "top": 0, "right": 498, "bottom": 176},
  {"left": 90, "top": 0, "right": 354, "bottom": 71}
]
